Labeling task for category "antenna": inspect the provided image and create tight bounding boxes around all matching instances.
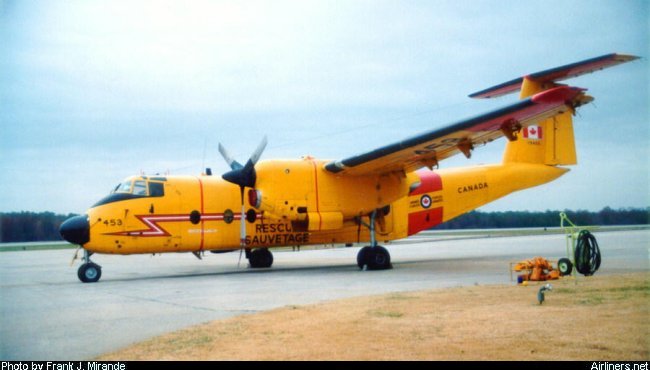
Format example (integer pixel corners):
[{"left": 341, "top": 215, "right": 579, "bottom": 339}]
[{"left": 201, "top": 137, "right": 208, "bottom": 174}]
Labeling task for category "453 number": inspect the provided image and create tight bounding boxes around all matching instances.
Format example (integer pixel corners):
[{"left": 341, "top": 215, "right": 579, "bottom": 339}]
[{"left": 103, "top": 219, "right": 123, "bottom": 227}]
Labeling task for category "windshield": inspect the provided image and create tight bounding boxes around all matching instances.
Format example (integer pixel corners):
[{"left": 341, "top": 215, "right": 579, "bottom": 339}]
[
  {"left": 110, "top": 177, "right": 165, "bottom": 197},
  {"left": 95, "top": 177, "right": 165, "bottom": 208},
  {"left": 113, "top": 180, "right": 133, "bottom": 194}
]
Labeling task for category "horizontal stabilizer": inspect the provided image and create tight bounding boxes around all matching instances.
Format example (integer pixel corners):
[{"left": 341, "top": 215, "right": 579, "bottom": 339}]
[{"left": 469, "top": 53, "right": 639, "bottom": 99}]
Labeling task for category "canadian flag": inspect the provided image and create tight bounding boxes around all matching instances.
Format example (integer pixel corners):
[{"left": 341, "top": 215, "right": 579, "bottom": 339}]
[{"left": 523, "top": 125, "right": 543, "bottom": 140}]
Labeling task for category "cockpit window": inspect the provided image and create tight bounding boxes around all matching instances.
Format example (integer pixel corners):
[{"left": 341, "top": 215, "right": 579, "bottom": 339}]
[
  {"left": 110, "top": 178, "right": 164, "bottom": 196},
  {"left": 114, "top": 180, "right": 133, "bottom": 194},
  {"left": 94, "top": 177, "right": 166, "bottom": 208},
  {"left": 133, "top": 181, "right": 147, "bottom": 196}
]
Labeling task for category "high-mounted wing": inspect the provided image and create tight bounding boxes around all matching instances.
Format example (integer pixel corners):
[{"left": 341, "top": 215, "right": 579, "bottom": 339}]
[
  {"left": 468, "top": 53, "right": 638, "bottom": 99},
  {"left": 324, "top": 86, "right": 590, "bottom": 176}
]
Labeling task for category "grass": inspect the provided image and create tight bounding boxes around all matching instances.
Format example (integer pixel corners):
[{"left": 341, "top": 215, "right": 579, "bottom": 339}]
[
  {"left": 368, "top": 309, "right": 404, "bottom": 318},
  {"left": 99, "top": 272, "right": 649, "bottom": 361}
]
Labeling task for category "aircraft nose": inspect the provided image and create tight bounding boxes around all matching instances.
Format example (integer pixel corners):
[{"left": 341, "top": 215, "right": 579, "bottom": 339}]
[{"left": 59, "top": 215, "right": 90, "bottom": 245}]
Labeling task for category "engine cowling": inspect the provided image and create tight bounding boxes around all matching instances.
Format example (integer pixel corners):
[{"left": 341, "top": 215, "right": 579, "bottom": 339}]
[{"left": 249, "top": 158, "right": 412, "bottom": 231}]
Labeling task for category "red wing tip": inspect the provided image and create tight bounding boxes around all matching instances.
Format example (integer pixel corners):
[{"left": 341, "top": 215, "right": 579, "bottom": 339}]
[
  {"left": 613, "top": 54, "right": 641, "bottom": 62},
  {"left": 531, "top": 86, "right": 586, "bottom": 104}
]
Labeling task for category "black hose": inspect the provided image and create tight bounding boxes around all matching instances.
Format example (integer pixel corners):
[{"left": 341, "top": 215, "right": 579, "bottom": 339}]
[{"left": 574, "top": 230, "right": 601, "bottom": 276}]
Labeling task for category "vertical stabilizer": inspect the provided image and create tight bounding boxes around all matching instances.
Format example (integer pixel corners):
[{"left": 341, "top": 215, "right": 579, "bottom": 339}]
[{"left": 503, "top": 77, "right": 578, "bottom": 165}]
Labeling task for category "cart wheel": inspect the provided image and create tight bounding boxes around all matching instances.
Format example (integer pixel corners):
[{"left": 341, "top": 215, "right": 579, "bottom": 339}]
[{"left": 558, "top": 258, "right": 573, "bottom": 276}]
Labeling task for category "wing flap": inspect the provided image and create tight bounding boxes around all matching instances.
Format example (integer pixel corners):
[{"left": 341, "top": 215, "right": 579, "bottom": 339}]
[{"left": 324, "top": 86, "right": 587, "bottom": 176}]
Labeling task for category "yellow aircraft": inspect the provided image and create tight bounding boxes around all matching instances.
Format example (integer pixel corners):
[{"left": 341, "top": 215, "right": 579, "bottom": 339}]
[{"left": 60, "top": 53, "right": 638, "bottom": 282}]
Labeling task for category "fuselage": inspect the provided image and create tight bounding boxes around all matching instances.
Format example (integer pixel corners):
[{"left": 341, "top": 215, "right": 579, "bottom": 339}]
[{"left": 74, "top": 158, "right": 567, "bottom": 255}]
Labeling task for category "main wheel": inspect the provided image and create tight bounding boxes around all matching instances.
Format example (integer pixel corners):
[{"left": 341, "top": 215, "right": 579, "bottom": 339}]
[
  {"left": 367, "top": 246, "right": 392, "bottom": 270},
  {"left": 558, "top": 258, "right": 573, "bottom": 276},
  {"left": 357, "top": 246, "right": 392, "bottom": 270},
  {"left": 78, "top": 263, "right": 102, "bottom": 283},
  {"left": 357, "top": 246, "right": 373, "bottom": 269},
  {"left": 249, "top": 248, "right": 274, "bottom": 268}
]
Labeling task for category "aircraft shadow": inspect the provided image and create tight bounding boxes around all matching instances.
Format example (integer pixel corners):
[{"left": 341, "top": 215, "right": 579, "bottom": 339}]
[{"left": 94, "top": 255, "right": 489, "bottom": 284}]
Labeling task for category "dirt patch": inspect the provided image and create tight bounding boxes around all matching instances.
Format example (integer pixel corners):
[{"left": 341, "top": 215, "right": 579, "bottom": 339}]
[{"left": 100, "top": 272, "right": 649, "bottom": 360}]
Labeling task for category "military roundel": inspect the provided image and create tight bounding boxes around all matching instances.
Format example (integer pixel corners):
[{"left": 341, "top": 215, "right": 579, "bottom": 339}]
[{"left": 420, "top": 194, "right": 432, "bottom": 209}]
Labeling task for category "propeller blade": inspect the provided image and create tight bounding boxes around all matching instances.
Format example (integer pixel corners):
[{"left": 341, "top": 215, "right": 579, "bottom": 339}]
[
  {"left": 218, "top": 143, "right": 243, "bottom": 170},
  {"left": 238, "top": 187, "right": 246, "bottom": 268},
  {"left": 69, "top": 246, "right": 81, "bottom": 266},
  {"left": 237, "top": 247, "right": 244, "bottom": 268},
  {"left": 240, "top": 202, "right": 246, "bottom": 246},
  {"left": 249, "top": 136, "right": 268, "bottom": 165}
]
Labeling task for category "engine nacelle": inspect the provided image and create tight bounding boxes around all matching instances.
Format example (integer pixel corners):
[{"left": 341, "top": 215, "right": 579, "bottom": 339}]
[{"left": 250, "top": 158, "right": 413, "bottom": 231}]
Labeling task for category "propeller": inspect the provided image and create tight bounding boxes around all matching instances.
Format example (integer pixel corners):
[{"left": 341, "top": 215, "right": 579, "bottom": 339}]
[
  {"left": 220, "top": 136, "right": 267, "bottom": 188},
  {"left": 218, "top": 136, "right": 268, "bottom": 267}
]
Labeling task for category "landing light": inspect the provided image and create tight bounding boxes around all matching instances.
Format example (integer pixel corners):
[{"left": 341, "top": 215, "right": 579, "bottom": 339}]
[{"left": 248, "top": 189, "right": 262, "bottom": 209}]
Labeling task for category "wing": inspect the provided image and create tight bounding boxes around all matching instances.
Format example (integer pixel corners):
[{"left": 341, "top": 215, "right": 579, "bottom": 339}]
[
  {"left": 468, "top": 53, "right": 638, "bottom": 99},
  {"left": 324, "top": 86, "right": 590, "bottom": 176}
]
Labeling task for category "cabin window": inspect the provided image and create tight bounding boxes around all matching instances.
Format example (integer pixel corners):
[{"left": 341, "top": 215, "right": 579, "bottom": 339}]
[{"left": 149, "top": 182, "right": 164, "bottom": 197}]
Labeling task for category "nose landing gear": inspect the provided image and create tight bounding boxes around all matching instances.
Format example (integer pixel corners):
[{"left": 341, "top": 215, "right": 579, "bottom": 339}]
[{"left": 77, "top": 249, "right": 102, "bottom": 283}]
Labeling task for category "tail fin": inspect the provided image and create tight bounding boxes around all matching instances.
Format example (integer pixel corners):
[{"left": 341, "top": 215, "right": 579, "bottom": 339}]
[
  {"left": 503, "top": 78, "right": 580, "bottom": 165},
  {"left": 469, "top": 53, "right": 639, "bottom": 166}
]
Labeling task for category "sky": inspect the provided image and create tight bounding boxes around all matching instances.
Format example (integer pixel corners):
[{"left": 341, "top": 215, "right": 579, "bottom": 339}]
[{"left": 1, "top": 0, "right": 648, "bottom": 215}]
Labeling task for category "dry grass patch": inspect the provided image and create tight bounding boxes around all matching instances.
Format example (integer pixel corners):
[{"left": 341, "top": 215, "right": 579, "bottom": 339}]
[{"left": 100, "top": 272, "right": 649, "bottom": 360}]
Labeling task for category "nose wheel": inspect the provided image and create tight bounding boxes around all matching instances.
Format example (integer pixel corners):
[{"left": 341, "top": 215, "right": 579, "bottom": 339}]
[{"left": 77, "top": 249, "right": 102, "bottom": 283}]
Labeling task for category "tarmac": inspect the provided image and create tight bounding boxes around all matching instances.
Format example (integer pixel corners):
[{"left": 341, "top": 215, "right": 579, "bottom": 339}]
[{"left": 0, "top": 229, "right": 647, "bottom": 360}]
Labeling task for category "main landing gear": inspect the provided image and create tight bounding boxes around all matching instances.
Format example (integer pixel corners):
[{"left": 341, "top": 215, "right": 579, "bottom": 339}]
[
  {"left": 77, "top": 249, "right": 102, "bottom": 283},
  {"left": 356, "top": 210, "right": 392, "bottom": 270},
  {"left": 246, "top": 248, "right": 274, "bottom": 268}
]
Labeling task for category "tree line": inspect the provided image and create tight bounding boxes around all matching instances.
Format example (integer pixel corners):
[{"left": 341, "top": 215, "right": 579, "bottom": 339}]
[
  {"left": 433, "top": 207, "right": 649, "bottom": 230},
  {"left": 1, "top": 212, "right": 78, "bottom": 243},
  {"left": 0, "top": 207, "right": 648, "bottom": 242}
]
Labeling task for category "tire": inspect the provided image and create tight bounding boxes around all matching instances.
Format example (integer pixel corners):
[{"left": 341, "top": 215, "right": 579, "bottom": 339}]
[
  {"left": 558, "top": 258, "right": 573, "bottom": 276},
  {"left": 78, "top": 263, "right": 102, "bottom": 283},
  {"left": 575, "top": 230, "right": 601, "bottom": 276},
  {"left": 367, "top": 246, "right": 392, "bottom": 270},
  {"left": 249, "top": 248, "right": 273, "bottom": 268},
  {"left": 357, "top": 246, "right": 373, "bottom": 269}
]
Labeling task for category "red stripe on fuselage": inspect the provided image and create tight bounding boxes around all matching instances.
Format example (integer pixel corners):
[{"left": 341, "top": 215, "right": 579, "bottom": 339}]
[
  {"left": 409, "top": 170, "right": 442, "bottom": 196},
  {"left": 310, "top": 159, "right": 322, "bottom": 231},
  {"left": 197, "top": 177, "right": 205, "bottom": 251}
]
